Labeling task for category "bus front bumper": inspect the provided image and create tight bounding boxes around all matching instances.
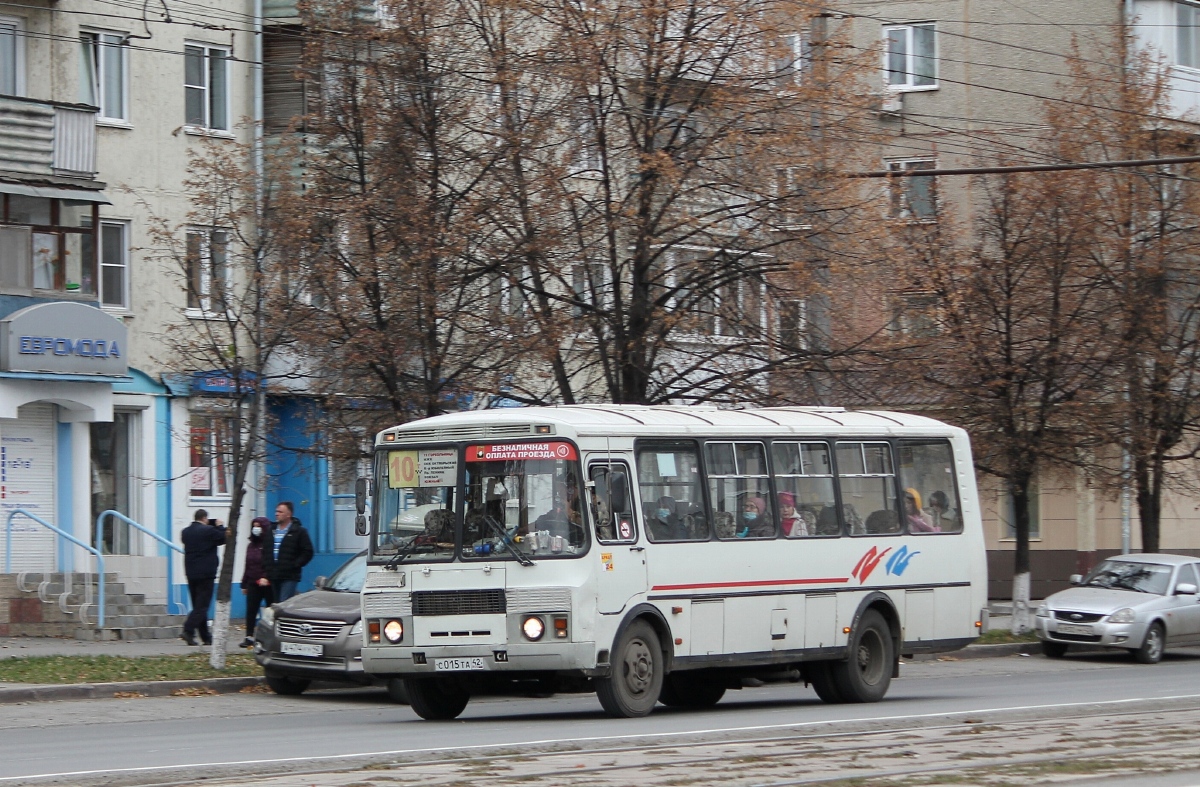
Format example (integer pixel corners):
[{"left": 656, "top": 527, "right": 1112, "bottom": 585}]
[{"left": 362, "top": 641, "right": 599, "bottom": 677}]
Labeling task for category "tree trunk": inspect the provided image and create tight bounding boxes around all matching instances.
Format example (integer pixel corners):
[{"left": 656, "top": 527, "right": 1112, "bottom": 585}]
[
  {"left": 1010, "top": 474, "right": 1034, "bottom": 634},
  {"left": 1135, "top": 454, "right": 1161, "bottom": 554}
]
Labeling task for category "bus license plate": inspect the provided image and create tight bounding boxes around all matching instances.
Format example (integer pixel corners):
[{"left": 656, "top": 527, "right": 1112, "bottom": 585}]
[
  {"left": 1056, "top": 623, "right": 1093, "bottom": 636},
  {"left": 281, "top": 642, "right": 323, "bottom": 657},
  {"left": 434, "top": 657, "right": 487, "bottom": 671}
]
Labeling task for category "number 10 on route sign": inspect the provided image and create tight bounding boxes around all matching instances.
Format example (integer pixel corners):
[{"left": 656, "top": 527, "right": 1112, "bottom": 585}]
[{"left": 388, "top": 449, "right": 457, "bottom": 488}]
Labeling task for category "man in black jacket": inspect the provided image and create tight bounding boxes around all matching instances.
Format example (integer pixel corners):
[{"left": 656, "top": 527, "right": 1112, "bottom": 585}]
[
  {"left": 262, "top": 501, "right": 313, "bottom": 602},
  {"left": 180, "top": 509, "right": 226, "bottom": 645}
]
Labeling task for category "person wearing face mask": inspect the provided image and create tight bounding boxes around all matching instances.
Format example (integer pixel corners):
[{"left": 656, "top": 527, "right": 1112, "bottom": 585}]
[
  {"left": 738, "top": 496, "right": 773, "bottom": 538},
  {"left": 649, "top": 495, "right": 686, "bottom": 541},
  {"left": 239, "top": 516, "right": 274, "bottom": 648}
]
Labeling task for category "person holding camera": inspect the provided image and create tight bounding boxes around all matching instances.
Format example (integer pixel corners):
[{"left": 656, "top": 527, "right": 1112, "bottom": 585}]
[{"left": 180, "top": 509, "right": 226, "bottom": 646}]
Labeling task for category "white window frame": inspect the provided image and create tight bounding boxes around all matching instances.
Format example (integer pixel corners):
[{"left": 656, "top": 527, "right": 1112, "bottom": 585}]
[
  {"left": 1178, "top": 2, "right": 1200, "bottom": 69},
  {"left": 777, "top": 298, "right": 807, "bottom": 351},
  {"left": 890, "top": 291, "right": 940, "bottom": 338},
  {"left": 883, "top": 23, "right": 937, "bottom": 91},
  {"left": 184, "top": 42, "right": 231, "bottom": 132},
  {"left": 81, "top": 29, "right": 129, "bottom": 124},
  {"left": 99, "top": 219, "right": 130, "bottom": 311},
  {"left": 185, "top": 228, "right": 230, "bottom": 317},
  {"left": 189, "top": 411, "right": 236, "bottom": 500},
  {"left": 0, "top": 15, "right": 25, "bottom": 97},
  {"left": 887, "top": 158, "right": 938, "bottom": 220},
  {"left": 776, "top": 32, "right": 809, "bottom": 88}
]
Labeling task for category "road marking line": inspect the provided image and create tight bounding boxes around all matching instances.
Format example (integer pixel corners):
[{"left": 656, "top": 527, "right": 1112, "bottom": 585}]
[{"left": 6, "top": 692, "right": 1200, "bottom": 781}]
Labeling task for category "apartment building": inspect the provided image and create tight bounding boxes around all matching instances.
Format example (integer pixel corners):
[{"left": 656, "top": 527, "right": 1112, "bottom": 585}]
[{"left": 836, "top": 0, "right": 1200, "bottom": 595}]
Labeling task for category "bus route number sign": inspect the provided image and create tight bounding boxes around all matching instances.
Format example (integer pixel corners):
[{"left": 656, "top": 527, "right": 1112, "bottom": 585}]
[
  {"left": 388, "top": 449, "right": 457, "bottom": 488},
  {"left": 466, "top": 442, "right": 578, "bottom": 462}
]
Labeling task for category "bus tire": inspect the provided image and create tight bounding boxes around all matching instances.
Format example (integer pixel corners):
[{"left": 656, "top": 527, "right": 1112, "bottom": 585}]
[
  {"left": 406, "top": 677, "right": 470, "bottom": 720},
  {"left": 831, "top": 609, "right": 894, "bottom": 703},
  {"left": 596, "top": 619, "right": 663, "bottom": 718},
  {"left": 658, "top": 673, "right": 726, "bottom": 708},
  {"left": 807, "top": 661, "right": 844, "bottom": 704}
]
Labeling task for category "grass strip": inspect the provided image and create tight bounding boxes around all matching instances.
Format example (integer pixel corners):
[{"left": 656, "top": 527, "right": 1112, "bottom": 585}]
[
  {"left": 0, "top": 653, "right": 260, "bottom": 684},
  {"left": 976, "top": 629, "right": 1039, "bottom": 645}
]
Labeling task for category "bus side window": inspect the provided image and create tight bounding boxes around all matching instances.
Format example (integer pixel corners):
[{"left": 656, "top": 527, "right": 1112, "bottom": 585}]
[
  {"left": 897, "top": 440, "right": 961, "bottom": 534},
  {"left": 635, "top": 442, "right": 709, "bottom": 542},
  {"left": 590, "top": 463, "right": 636, "bottom": 543}
]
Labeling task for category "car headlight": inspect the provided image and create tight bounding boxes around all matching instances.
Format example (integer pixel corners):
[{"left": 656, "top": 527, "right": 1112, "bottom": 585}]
[
  {"left": 260, "top": 606, "right": 275, "bottom": 627},
  {"left": 522, "top": 615, "right": 545, "bottom": 641},
  {"left": 383, "top": 619, "right": 404, "bottom": 643},
  {"left": 1108, "top": 608, "right": 1136, "bottom": 624},
  {"left": 349, "top": 620, "right": 362, "bottom": 636},
  {"left": 1035, "top": 603, "right": 1049, "bottom": 618}
]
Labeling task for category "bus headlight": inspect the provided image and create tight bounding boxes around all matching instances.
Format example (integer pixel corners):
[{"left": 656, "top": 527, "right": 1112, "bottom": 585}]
[
  {"left": 522, "top": 616, "right": 545, "bottom": 641},
  {"left": 383, "top": 619, "right": 404, "bottom": 643}
]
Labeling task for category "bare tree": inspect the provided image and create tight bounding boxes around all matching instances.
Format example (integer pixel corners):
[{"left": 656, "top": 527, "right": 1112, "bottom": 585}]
[{"left": 145, "top": 137, "right": 298, "bottom": 667}]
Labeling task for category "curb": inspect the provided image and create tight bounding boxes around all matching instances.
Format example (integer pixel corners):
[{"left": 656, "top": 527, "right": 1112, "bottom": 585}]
[
  {"left": 908, "top": 642, "right": 1041, "bottom": 661},
  {"left": 0, "top": 676, "right": 264, "bottom": 704}
]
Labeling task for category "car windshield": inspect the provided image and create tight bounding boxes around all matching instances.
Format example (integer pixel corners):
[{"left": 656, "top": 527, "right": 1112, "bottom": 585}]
[
  {"left": 324, "top": 552, "right": 367, "bottom": 592},
  {"left": 1082, "top": 560, "right": 1173, "bottom": 595}
]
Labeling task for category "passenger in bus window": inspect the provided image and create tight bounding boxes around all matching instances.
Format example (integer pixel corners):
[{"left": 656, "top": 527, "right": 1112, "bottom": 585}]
[
  {"left": 779, "top": 492, "right": 808, "bottom": 537},
  {"left": 738, "top": 496, "right": 773, "bottom": 538},
  {"left": 926, "top": 490, "right": 958, "bottom": 532},
  {"left": 905, "top": 488, "right": 939, "bottom": 532},
  {"left": 589, "top": 485, "right": 614, "bottom": 540},
  {"left": 534, "top": 474, "right": 583, "bottom": 542},
  {"left": 649, "top": 495, "right": 687, "bottom": 541}
]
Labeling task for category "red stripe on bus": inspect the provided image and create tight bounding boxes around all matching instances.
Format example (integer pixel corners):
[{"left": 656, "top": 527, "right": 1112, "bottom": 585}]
[{"left": 651, "top": 578, "right": 850, "bottom": 591}]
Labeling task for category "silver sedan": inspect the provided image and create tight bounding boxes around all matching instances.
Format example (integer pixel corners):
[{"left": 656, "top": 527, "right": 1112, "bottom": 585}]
[{"left": 1035, "top": 553, "right": 1200, "bottom": 663}]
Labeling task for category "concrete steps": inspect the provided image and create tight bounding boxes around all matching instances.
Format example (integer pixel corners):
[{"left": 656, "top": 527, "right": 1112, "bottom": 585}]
[{"left": 0, "top": 572, "right": 187, "bottom": 641}]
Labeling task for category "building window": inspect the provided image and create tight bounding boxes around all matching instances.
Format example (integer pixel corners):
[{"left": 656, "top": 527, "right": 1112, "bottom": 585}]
[
  {"left": 891, "top": 292, "right": 939, "bottom": 337},
  {"left": 1179, "top": 2, "right": 1200, "bottom": 68},
  {"left": 186, "top": 229, "right": 228, "bottom": 314},
  {"left": 0, "top": 16, "right": 24, "bottom": 96},
  {"left": 1001, "top": 478, "right": 1040, "bottom": 540},
  {"left": 776, "top": 32, "right": 809, "bottom": 88},
  {"left": 185, "top": 44, "right": 230, "bottom": 131},
  {"left": 81, "top": 31, "right": 128, "bottom": 122},
  {"left": 884, "top": 23, "right": 936, "bottom": 90},
  {"left": 888, "top": 159, "right": 937, "bottom": 220},
  {"left": 189, "top": 413, "right": 234, "bottom": 498},
  {"left": 100, "top": 220, "right": 128, "bottom": 309},
  {"left": 0, "top": 196, "right": 97, "bottom": 296},
  {"left": 778, "top": 298, "right": 807, "bottom": 351}
]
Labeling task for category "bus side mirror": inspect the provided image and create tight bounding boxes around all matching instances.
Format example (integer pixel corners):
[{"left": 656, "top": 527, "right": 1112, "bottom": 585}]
[
  {"left": 610, "top": 471, "right": 629, "bottom": 513},
  {"left": 354, "top": 477, "right": 370, "bottom": 537}
]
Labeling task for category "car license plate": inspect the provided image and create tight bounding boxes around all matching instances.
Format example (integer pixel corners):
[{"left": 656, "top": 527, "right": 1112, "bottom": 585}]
[
  {"left": 281, "top": 642, "right": 323, "bottom": 657},
  {"left": 434, "top": 657, "right": 487, "bottom": 671},
  {"left": 1056, "top": 623, "right": 1093, "bottom": 636}
]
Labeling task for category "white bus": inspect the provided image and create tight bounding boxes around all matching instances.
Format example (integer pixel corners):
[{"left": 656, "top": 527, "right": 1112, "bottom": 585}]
[{"left": 356, "top": 405, "right": 987, "bottom": 720}]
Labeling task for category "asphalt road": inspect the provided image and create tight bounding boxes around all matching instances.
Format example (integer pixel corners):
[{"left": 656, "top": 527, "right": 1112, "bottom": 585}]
[{"left": 5, "top": 649, "right": 1200, "bottom": 787}]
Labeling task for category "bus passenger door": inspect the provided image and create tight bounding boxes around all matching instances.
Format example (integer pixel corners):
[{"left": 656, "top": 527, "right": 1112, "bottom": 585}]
[{"left": 589, "top": 460, "right": 648, "bottom": 614}]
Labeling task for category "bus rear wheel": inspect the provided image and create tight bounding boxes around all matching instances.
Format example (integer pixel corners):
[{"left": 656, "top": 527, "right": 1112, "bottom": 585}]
[
  {"left": 406, "top": 677, "right": 470, "bottom": 720},
  {"left": 658, "top": 672, "right": 726, "bottom": 709},
  {"left": 830, "top": 609, "right": 894, "bottom": 703},
  {"left": 596, "top": 620, "right": 663, "bottom": 718}
]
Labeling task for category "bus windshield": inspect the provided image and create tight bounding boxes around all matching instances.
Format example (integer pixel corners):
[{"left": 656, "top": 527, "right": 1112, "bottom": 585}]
[
  {"left": 374, "top": 445, "right": 457, "bottom": 561},
  {"left": 372, "top": 441, "right": 589, "bottom": 561},
  {"left": 462, "top": 441, "right": 587, "bottom": 559}
]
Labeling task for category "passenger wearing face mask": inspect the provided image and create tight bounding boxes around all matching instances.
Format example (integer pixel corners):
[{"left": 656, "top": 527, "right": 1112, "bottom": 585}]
[
  {"left": 738, "top": 496, "right": 774, "bottom": 538},
  {"left": 239, "top": 516, "right": 274, "bottom": 648},
  {"left": 649, "top": 495, "right": 687, "bottom": 542}
]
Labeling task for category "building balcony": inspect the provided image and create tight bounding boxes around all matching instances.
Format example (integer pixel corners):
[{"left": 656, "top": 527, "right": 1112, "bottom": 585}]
[{"left": 0, "top": 96, "right": 98, "bottom": 181}]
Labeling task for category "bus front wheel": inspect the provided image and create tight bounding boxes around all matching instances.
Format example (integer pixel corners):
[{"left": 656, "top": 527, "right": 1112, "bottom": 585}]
[
  {"left": 830, "top": 609, "right": 894, "bottom": 703},
  {"left": 406, "top": 677, "right": 470, "bottom": 720},
  {"left": 596, "top": 619, "right": 663, "bottom": 718}
]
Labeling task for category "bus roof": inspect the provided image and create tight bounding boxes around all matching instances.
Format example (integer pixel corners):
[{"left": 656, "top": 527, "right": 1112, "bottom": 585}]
[{"left": 376, "top": 405, "right": 962, "bottom": 444}]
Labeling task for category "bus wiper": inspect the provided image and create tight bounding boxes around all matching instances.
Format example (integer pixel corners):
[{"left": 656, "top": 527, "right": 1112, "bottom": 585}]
[
  {"left": 483, "top": 514, "right": 534, "bottom": 566},
  {"left": 384, "top": 536, "right": 425, "bottom": 570}
]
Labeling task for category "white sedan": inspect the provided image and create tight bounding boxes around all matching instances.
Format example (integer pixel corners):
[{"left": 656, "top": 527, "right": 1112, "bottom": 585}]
[{"left": 1035, "top": 553, "right": 1200, "bottom": 663}]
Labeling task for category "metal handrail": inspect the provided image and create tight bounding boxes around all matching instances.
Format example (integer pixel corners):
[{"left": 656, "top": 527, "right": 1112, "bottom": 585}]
[
  {"left": 5, "top": 509, "right": 105, "bottom": 628},
  {"left": 95, "top": 510, "right": 189, "bottom": 616}
]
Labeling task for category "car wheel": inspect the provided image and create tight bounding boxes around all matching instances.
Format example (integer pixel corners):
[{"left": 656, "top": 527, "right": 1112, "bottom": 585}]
[
  {"left": 1040, "top": 640, "right": 1069, "bottom": 658},
  {"left": 1133, "top": 622, "right": 1165, "bottom": 664},
  {"left": 596, "top": 619, "right": 663, "bottom": 718},
  {"left": 385, "top": 678, "right": 410, "bottom": 704},
  {"left": 406, "top": 677, "right": 470, "bottom": 720},
  {"left": 657, "top": 672, "right": 726, "bottom": 709},
  {"left": 807, "top": 660, "right": 844, "bottom": 704},
  {"left": 830, "top": 609, "right": 894, "bottom": 703},
  {"left": 265, "top": 675, "right": 311, "bottom": 695}
]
